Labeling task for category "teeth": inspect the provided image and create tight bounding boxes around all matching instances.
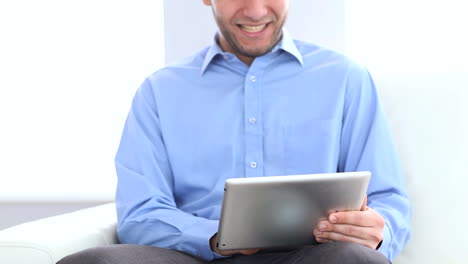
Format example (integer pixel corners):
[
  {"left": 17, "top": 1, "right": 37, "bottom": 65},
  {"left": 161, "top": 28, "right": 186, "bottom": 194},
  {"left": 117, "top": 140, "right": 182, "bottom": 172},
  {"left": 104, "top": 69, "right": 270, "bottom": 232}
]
[{"left": 241, "top": 24, "right": 266, "bottom": 33}]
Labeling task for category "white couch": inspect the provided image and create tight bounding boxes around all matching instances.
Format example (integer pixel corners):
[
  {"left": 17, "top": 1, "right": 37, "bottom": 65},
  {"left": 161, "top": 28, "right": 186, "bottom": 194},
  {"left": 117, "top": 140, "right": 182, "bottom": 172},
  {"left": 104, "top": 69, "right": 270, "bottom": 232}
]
[
  {"left": 1, "top": 80, "right": 467, "bottom": 264},
  {"left": 0, "top": 203, "right": 118, "bottom": 264}
]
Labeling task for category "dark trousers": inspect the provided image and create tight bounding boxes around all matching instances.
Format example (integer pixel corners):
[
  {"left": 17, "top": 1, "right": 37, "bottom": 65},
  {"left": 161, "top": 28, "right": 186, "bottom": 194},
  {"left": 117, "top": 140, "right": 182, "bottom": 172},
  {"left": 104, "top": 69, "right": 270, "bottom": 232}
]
[{"left": 58, "top": 242, "right": 390, "bottom": 264}]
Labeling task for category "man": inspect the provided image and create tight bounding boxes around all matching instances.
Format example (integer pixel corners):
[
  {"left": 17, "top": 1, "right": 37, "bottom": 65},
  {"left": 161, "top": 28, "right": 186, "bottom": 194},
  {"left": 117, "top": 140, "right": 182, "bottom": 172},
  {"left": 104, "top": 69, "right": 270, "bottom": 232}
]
[{"left": 59, "top": 0, "right": 411, "bottom": 263}]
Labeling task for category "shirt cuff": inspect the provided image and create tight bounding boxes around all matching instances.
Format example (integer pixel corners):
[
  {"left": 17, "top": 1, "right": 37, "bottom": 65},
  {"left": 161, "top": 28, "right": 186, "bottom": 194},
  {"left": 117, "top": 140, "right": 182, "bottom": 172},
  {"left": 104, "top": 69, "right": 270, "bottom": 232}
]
[{"left": 182, "top": 219, "right": 228, "bottom": 261}]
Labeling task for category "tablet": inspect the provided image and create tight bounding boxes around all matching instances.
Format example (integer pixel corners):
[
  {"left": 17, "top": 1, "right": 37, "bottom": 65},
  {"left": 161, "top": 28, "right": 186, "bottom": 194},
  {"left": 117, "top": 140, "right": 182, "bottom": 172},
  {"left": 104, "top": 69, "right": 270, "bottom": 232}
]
[{"left": 216, "top": 171, "right": 371, "bottom": 250}]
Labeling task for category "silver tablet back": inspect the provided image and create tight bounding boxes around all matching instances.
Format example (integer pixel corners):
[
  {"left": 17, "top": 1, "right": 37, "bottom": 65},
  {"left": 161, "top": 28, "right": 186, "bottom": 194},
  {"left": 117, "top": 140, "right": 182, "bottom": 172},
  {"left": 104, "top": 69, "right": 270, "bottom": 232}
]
[{"left": 216, "top": 171, "right": 371, "bottom": 250}]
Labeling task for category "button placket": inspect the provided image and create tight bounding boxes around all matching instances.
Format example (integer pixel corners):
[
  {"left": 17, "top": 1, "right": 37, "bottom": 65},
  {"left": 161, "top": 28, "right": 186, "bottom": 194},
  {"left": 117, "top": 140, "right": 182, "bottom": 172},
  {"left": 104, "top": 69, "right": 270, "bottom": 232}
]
[{"left": 244, "top": 68, "right": 264, "bottom": 177}]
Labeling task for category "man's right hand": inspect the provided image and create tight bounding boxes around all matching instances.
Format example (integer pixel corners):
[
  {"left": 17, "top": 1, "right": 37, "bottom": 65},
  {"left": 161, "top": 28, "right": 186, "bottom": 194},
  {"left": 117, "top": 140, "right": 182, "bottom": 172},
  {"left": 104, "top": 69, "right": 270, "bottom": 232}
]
[{"left": 209, "top": 233, "right": 260, "bottom": 256}]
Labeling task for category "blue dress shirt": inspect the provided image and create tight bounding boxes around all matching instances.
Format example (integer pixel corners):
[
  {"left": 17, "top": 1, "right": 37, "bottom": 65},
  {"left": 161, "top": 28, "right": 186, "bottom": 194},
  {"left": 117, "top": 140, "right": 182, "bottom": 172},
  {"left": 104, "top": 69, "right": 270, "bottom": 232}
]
[{"left": 115, "top": 31, "right": 411, "bottom": 261}]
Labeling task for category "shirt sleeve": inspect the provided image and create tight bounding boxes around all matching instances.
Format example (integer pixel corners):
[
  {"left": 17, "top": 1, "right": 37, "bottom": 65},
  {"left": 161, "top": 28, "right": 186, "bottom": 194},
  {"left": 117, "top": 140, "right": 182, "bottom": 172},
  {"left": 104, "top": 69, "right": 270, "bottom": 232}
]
[
  {"left": 114, "top": 77, "right": 221, "bottom": 261},
  {"left": 338, "top": 63, "right": 412, "bottom": 260}
]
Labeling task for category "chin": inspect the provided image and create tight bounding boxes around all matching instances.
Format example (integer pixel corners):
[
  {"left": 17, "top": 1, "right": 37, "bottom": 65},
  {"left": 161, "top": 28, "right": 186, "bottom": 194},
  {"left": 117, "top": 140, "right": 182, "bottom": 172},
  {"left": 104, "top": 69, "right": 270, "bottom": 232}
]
[{"left": 242, "top": 47, "right": 272, "bottom": 57}]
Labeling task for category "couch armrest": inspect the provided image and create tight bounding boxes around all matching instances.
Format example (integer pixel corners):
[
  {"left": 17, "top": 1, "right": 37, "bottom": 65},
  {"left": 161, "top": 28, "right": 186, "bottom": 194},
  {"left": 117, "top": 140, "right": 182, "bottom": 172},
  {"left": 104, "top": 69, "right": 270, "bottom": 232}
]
[{"left": 0, "top": 203, "right": 118, "bottom": 264}]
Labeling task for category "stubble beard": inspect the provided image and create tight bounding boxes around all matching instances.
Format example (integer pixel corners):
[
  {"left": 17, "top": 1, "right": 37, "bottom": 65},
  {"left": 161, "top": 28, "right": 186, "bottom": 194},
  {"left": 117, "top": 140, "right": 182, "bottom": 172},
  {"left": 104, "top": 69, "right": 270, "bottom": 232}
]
[{"left": 216, "top": 15, "right": 287, "bottom": 59}]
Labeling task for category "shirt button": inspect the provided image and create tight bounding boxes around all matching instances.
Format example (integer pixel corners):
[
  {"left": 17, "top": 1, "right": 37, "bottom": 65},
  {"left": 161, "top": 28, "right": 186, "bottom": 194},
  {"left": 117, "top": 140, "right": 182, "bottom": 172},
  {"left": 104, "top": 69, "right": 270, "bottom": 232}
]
[
  {"left": 250, "top": 162, "right": 257, "bottom": 168},
  {"left": 223, "top": 55, "right": 230, "bottom": 60},
  {"left": 249, "top": 117, "right": 256, "bottom": 124},
  {"left": 250, "top": 75, "right": 256, "bottom": 82}
]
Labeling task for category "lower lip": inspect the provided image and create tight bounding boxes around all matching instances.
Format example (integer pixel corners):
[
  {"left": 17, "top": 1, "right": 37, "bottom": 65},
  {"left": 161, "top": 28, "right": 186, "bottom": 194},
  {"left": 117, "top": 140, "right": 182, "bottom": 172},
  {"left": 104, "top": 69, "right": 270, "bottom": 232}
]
[{"left": 238, "top": 24, "right": 270, "bottom": 37}]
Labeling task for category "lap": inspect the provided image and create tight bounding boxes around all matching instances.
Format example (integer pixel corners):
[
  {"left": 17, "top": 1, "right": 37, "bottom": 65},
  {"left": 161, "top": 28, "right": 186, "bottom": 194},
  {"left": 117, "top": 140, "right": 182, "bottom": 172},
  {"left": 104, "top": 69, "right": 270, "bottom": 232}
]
[
  {"left": 57, "top": 244, "right": 205, "bottom": 264},
  {"left": 210, "top": 242, "right": 390, "bottom": 264},
  {"left": 57, "top": 242, "right": 389, "bottom": 264}
]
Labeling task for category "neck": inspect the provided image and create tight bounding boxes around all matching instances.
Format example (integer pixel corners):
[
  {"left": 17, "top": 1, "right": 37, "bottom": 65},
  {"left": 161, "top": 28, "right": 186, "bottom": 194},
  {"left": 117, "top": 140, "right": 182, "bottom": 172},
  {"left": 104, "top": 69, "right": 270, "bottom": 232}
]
[{"left": 217, "top": 36, "right": 255, "bottom": 66}]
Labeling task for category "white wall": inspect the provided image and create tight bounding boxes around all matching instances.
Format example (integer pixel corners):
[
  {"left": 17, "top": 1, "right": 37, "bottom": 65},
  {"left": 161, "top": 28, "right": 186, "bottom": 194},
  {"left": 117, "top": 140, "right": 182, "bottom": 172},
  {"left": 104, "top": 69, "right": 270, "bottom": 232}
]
[{"left": 0, "top": 0, "right": 164, "bottom": 202}]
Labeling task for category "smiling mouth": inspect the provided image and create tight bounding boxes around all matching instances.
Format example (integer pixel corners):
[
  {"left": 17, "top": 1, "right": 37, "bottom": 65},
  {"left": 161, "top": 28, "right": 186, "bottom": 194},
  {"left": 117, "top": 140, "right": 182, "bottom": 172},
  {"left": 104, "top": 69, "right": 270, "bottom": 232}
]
[{"left": 239, "top": 24, "right": 268, "bottom": 33}]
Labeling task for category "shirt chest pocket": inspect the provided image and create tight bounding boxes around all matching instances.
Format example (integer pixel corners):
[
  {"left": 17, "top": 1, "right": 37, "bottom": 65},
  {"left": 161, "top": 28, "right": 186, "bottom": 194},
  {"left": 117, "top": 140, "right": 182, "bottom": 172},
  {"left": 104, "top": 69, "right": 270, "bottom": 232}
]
[{"left": 283, "top": 118, "right": 341, "bottom": 174}]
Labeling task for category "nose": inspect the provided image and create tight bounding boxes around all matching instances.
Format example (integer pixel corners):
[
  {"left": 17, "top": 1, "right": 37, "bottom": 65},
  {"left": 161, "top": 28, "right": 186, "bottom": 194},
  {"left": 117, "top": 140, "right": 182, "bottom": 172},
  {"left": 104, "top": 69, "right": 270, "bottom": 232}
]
[{"left": 241, "top": 0, "right": 268, "bottom": 21}]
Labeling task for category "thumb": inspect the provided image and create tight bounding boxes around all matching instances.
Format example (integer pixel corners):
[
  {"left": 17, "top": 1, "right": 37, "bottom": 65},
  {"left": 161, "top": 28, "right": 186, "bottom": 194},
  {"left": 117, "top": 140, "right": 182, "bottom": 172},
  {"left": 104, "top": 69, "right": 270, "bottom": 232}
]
[{"left": 361, "top": 195, "right": 368, "bottom": 211}]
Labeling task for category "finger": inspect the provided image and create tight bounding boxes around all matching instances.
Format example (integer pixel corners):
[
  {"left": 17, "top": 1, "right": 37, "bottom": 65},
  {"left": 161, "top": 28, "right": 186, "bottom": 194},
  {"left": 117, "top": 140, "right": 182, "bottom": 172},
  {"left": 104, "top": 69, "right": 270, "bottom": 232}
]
[
  {"left": 217, "top": 248, "right": 257, "bottom": 256},
  {"left": 216, "top": 249, "right": 238, "bottom": 255},
  {"left": 319, "top": 231, "right": 375, "bottom": 249},
  {"left": 313, "top": 229, "right": 332, "bottom": 243},
  {"left": 320, "top": 223, "right": 376, "bottom": 241},
  {"left": 239, "top": 249, "right": 260, "bottom": 255},
  {"left": 315, "top": 237, "right": 333, "bottom": 243},
  {"left": 315, "top": 220, "right": 330, "bottom": 231},
  {"left": 329, "top": 210, "right": 374, "bottom": 227}
]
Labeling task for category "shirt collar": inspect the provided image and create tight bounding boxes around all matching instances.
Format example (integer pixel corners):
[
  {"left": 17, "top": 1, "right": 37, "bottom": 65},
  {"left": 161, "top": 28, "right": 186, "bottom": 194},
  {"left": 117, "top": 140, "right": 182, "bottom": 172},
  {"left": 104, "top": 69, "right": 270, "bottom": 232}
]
[
  {"left": 200, "top": 29, "right": 304, "bottom": 74},
  {"left": 200, "top": 35, "right": 225, "bottom": 74},
  {"left": 275, "top": 29, "right": 304, "bottom": 66}
]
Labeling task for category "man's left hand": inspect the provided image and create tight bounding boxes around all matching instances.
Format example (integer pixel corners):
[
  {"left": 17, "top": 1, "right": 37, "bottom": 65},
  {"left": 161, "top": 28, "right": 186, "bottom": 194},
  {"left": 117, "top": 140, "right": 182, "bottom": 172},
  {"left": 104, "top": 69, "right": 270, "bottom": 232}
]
[{"left": 313, "top": 197, "right": 385, "bottom": 249}]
